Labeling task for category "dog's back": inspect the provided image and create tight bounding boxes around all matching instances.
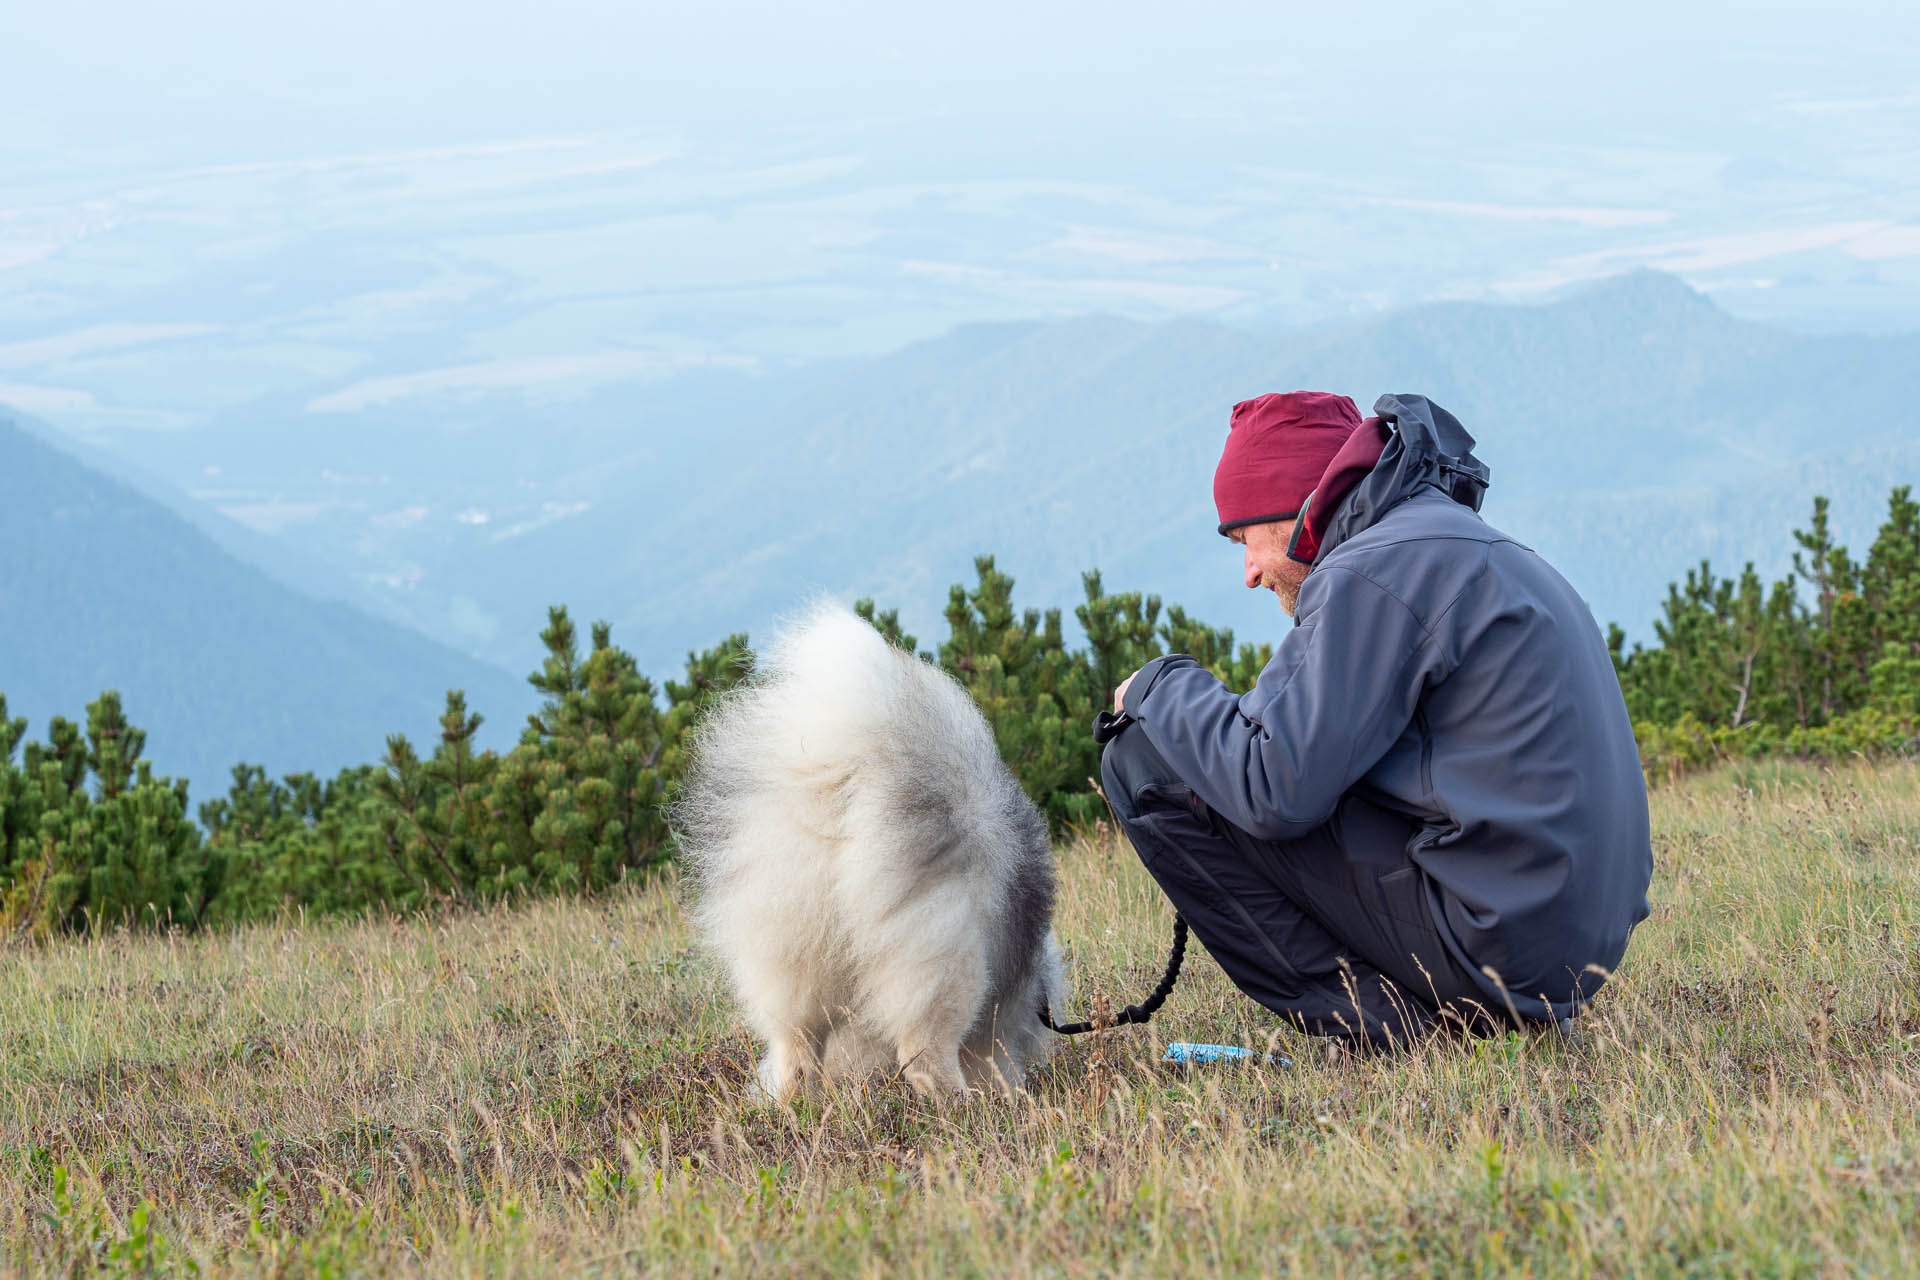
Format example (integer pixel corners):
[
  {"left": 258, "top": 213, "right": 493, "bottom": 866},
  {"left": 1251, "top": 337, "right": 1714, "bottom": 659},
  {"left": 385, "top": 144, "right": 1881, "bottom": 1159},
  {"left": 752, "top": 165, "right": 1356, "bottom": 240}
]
[{"left": 677, "top": 603, "right": 1062, "bottom": 1098}]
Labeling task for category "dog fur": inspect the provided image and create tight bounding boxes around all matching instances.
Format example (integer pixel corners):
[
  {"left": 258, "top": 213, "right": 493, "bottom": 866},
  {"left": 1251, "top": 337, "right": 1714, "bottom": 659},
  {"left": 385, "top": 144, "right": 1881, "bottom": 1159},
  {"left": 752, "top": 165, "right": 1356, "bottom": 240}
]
[{"left": 674, "top": 602, "right": 1064, "bottom": 1099}]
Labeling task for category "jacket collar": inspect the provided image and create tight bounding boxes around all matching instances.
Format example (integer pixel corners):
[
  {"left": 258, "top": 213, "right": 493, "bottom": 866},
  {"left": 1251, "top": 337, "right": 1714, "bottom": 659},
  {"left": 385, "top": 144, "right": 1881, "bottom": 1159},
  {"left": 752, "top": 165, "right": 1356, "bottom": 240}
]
[{"left": 1288, "top": 394, "right": 1490, "bottom": 565}]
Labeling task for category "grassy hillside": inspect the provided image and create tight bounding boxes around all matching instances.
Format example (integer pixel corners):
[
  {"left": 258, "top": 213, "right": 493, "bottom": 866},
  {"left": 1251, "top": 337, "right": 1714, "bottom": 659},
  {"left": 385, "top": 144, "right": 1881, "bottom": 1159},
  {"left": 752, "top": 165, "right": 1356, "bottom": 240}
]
[{"left": 5, "top": 761, "right": 1917, "bottom": 1276}]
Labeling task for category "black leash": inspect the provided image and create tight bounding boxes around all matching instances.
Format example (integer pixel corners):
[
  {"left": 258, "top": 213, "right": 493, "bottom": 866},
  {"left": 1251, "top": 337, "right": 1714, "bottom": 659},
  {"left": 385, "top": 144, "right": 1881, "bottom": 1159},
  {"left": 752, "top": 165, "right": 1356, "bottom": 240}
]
[
  {"left": 1037, "top": 706, "right": 1191, "bottom": 1036},
  {"left": 1039, "top": 912, "right": 1189, "bottom": 1035}
]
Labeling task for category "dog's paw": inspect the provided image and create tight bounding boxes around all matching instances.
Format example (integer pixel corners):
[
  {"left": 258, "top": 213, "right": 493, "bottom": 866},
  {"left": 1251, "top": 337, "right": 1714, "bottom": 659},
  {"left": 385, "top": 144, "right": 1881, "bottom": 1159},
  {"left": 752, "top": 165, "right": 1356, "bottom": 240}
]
[{"left": 751, "top": 1053, "right": 799, "bottom": 1104}]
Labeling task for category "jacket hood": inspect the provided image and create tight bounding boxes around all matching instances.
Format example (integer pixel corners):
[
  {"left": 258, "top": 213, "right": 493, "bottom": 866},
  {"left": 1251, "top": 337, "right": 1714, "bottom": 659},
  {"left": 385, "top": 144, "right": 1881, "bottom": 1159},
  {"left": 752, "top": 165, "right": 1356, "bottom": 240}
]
[{"left": 1300, "top": 393, "right": 1490, "bottom": 565}]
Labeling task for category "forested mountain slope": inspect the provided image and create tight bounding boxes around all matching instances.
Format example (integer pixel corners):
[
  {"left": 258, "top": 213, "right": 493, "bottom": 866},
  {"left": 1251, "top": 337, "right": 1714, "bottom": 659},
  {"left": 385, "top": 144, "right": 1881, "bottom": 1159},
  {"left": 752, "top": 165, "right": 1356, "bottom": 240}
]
[{"left": 0, "top": 418, "right": 532, "bottom": 793}]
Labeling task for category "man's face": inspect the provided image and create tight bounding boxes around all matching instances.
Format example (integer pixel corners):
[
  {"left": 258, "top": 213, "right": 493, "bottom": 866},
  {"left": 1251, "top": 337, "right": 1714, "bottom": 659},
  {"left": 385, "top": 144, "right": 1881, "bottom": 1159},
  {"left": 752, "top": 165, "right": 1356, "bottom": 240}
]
[{"left": 1230, "top": 519, "right": 1310, "bottom": 615}]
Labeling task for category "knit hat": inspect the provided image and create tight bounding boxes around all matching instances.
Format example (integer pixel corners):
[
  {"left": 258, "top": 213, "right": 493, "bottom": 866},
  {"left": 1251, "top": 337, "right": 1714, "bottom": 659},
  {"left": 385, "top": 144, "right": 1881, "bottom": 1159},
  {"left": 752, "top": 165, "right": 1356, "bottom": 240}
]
[{"left": 1212, "top": 391, "right": 1364, "bottom": 536}]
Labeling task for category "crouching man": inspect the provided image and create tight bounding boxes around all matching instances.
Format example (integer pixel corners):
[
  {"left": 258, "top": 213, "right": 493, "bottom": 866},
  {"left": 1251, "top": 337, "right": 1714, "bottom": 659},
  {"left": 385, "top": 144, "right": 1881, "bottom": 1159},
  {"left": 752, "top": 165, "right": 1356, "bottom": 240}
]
[{"left": 1105, "top": 392, "right": 1653, "bottom": 1047}]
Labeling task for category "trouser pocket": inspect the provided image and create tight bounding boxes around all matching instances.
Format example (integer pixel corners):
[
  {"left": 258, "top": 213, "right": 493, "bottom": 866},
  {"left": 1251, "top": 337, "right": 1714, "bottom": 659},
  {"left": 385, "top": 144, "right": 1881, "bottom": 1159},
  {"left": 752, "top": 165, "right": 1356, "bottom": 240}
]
[
  {"left": 1373, "top": 865, "right": 1484, "bottom": 1006},
  {"left": 1376, "top": 866, "right": 1434, "bottom": 929}
]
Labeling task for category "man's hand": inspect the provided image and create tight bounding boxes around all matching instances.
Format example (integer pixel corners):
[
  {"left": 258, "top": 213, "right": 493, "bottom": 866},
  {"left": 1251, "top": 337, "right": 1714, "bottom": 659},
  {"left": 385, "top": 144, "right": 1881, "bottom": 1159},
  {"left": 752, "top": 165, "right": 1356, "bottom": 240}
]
[{"left": 1113, "top": 671, "right": 1136, "bottom": 713}]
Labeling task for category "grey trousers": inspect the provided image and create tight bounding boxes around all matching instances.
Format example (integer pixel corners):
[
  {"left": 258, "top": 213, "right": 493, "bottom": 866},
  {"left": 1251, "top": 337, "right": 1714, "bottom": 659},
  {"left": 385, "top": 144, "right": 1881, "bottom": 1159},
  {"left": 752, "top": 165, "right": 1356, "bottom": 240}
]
[{"left": 1101, "top": 723, "right": 1509, "bottom": 1047}]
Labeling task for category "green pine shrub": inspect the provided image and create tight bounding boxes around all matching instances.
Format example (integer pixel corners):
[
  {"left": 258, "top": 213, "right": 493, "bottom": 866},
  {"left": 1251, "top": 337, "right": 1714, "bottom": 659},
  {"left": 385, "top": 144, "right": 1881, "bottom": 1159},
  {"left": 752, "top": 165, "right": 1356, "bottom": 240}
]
[
  {"left": 1617, "top": 486, "right": 1920, "bottom": 781},
  {"left": 199, "top": 764, "right": 397, "bottom": 923},
  {"left": 0, "top": 693, "right": 210, "bottom": 938}
]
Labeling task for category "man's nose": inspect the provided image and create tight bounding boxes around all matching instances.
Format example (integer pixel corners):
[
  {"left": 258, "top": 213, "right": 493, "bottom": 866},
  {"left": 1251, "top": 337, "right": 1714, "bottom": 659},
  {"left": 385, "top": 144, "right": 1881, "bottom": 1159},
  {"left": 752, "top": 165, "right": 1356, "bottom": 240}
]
[{"left": 1244, "top": 551, "right": 1261, "bottom": 590}]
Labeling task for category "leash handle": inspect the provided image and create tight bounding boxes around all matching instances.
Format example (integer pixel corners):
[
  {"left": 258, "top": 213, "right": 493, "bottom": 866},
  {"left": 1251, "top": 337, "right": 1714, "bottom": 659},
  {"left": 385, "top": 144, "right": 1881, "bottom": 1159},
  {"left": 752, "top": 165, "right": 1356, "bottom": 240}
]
[{"left": 1040, "top": 914, "right": 1188, "bottom": 1036}]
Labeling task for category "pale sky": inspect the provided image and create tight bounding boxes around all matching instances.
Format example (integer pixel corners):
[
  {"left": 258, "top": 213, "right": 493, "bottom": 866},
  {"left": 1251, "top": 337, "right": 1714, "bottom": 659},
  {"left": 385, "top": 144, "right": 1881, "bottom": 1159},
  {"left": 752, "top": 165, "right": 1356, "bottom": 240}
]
[
  {"left": 3, "top": 0, "right": 1917, "bottom": 441},
  {"left": 7, "top": 2, "right": 1916, "bottom": 171}
]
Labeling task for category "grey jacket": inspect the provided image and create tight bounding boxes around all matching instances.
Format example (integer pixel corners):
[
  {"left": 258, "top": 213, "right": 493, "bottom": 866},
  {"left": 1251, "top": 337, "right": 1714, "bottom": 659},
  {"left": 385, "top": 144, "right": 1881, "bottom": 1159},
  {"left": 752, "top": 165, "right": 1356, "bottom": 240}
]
[{"left": 1123, "top": 395, "right": 1652, "bottom": 1020}]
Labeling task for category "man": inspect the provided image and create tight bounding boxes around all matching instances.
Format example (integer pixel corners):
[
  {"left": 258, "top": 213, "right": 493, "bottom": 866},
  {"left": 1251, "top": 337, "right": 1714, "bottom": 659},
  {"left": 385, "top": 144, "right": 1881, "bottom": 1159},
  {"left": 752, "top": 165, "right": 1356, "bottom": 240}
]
[{"left": 1103, "top": 391, "right": 1653, "bottom": 1046}]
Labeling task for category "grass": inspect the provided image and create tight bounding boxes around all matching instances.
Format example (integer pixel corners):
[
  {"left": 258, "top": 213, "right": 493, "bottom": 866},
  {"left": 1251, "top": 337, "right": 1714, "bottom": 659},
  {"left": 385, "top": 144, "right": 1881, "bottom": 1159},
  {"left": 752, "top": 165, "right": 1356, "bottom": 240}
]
[{"left": 4, "top": 760, "right": 1919, "bottom": 1277}]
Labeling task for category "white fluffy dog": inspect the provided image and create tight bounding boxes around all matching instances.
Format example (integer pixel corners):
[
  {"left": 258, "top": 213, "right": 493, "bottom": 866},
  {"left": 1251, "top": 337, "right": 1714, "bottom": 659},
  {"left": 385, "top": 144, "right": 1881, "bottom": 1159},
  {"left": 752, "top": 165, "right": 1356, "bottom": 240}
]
[{"left": 675, "top": 602, "right": 1065, "bottom": 1099}]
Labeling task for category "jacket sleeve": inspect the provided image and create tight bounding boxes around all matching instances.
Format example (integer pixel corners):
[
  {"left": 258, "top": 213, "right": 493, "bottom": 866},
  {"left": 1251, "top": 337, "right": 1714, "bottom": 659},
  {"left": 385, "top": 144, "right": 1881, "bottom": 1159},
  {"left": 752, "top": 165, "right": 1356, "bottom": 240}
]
[{"left": 1121, "top": 566, "right": 1434, "bottom": 841}]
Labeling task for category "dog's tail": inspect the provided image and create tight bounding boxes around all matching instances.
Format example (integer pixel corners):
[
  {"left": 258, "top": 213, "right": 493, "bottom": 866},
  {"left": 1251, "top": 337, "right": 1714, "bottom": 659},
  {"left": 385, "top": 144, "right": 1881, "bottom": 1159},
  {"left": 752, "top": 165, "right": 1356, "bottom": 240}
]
[
  {"left": 673, "top": 601, "right": 935, "bottom": 875},
  {"left": 756, "top": 600, "right": 913, "bottom": 768}
]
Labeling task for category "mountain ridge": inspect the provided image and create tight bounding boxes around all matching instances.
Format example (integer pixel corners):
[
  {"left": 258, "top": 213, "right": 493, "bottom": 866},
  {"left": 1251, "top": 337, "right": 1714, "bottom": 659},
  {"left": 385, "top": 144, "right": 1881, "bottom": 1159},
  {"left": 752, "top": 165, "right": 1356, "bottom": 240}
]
[
  {"left": 0, "top": 415, "right": 534, "bottom": 796},
  {"left": 19, "top": 270, "right": 1920, "bottom": 702}
]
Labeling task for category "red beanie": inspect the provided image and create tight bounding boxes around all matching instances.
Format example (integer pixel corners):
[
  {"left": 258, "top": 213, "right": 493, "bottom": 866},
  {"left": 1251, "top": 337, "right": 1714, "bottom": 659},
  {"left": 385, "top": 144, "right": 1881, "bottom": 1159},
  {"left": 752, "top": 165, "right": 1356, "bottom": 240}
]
[{"left": 1213, "top": 391, "right": 1364, "bottom": 536}]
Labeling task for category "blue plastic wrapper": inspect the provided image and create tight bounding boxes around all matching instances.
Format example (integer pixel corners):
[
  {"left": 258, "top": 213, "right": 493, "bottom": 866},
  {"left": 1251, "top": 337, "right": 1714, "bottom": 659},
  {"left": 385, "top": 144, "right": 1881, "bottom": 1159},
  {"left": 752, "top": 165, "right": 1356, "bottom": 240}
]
[{"left": 1162, "top": 1041, "right": 1291, "bottom": 1068}]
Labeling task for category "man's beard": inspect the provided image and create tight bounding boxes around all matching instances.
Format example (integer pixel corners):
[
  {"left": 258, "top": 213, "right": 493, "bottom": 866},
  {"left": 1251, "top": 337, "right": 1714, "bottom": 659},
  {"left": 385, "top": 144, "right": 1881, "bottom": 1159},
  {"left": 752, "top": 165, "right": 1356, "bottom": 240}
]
[{"left": 1262, "top": 570, "right": 1301, "bottom": 616}]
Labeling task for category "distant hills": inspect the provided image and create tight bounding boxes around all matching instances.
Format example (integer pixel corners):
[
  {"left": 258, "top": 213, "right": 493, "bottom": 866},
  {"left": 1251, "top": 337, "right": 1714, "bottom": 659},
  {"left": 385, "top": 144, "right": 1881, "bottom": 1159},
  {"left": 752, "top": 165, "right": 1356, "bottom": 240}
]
[
  {"left": 0, "top": 417, "right": 533, "bottom": 796},
  {"left": 211, "top": 269, "right": 1909, "bottom": 677},
  {"left": 12, "top": 272, "right": 1919, "bottom": 762}
]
